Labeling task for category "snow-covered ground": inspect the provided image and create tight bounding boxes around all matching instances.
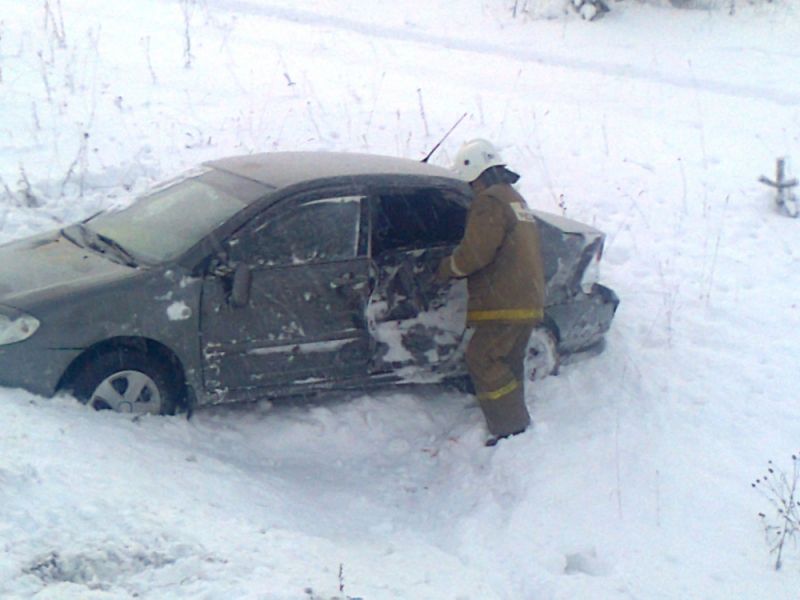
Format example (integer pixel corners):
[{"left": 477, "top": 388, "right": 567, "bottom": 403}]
[{"left": 2, "top": 0, "right": 800, "bottom": 598}]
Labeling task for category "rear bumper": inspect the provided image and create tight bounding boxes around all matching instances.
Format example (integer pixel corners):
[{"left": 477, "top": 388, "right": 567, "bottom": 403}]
[{"left": 545, "top": 283, "right": 619, "bottom": 354}]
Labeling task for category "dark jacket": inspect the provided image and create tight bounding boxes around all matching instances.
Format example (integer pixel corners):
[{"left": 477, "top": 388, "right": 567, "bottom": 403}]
[{"left": 440, "top": 183, "right": 545, "bottom": 324}]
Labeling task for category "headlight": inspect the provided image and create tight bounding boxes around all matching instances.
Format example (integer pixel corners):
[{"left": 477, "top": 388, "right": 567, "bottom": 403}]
[
  {"left": 581, "top": 254, "right": 600, "bottom": 294},
  {"left": 0, "top": 311, "right": 40, "bottom": 345}
]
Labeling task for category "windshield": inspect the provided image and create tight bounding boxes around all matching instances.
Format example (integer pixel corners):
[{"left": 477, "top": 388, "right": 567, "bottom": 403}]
[{"left": 84, "top": 169, "right": 269, "bottom": 264}]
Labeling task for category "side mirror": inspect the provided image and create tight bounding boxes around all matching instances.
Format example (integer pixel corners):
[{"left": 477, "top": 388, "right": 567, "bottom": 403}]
[{"left": 230, "top": 263, "right": 252, "bottom": 308}]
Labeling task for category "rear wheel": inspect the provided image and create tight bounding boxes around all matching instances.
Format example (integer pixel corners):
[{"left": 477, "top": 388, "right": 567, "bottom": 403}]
[
  {"left": 71, "top": 348, "right": 179, "bottom": 415},
  {"left": 525, "top": 326, "right": 559, "bottom": 382}
]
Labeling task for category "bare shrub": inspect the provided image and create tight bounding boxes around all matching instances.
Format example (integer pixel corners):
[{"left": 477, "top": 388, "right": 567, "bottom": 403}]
[{"left": 752, "top": 453, "right": 800, "bottom": 570}]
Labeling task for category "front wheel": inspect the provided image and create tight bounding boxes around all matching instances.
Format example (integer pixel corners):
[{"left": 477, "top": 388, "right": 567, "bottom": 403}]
[{"left": 71, "top": 348, "right": 179, "bottom": 415}]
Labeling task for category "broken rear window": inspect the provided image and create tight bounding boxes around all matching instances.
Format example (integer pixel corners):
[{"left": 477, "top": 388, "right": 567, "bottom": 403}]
[{"left": 372, "top": 188, "right": 467, "bottom": 255}]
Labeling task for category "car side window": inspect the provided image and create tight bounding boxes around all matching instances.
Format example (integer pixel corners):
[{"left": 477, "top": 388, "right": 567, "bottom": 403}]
[
  {"left": 371, "top": 188, "right": 468, "bottom": 256},
  {"left": 228, "top": 195, "right": 364, "bottom": 266}
]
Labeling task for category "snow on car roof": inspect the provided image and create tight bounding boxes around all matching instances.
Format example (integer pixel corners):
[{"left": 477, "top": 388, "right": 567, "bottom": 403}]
[{"left": 204, "top": 151, "right": 458, "bottom": 189}]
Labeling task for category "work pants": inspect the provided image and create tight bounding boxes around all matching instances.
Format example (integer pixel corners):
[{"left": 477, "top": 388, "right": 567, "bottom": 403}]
[{"left": 465, "top": 323, "right": 534, "bottom": 438}]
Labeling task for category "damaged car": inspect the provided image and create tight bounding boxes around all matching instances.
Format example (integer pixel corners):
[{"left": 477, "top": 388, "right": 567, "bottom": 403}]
[{"left": 0, "top": 152, "right": 618, "bottom": 414}]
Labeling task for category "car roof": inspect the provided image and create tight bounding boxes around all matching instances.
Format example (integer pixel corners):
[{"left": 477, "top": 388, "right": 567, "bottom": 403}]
[{"left": 204, "top": 151, "right": 459, "bottom": 189}]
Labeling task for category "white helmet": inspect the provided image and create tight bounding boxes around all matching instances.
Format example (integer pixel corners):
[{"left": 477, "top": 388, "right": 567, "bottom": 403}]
[{"left": 452, "top": 139, "right": 505, "bottom": 182}]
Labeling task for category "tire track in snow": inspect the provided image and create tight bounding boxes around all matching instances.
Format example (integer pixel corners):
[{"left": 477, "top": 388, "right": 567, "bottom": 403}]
[{"left": 211, "top": 0, "right": 800, "bottom": 107}]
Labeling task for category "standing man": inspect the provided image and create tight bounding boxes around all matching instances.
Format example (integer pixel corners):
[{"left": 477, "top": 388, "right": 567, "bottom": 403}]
[{"left": 437, "top": 139, "right": 546, "bottom": 446}]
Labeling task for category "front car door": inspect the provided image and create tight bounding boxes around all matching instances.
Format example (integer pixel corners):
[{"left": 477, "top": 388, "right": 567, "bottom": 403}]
[{"left": 200, "top": 189, "right": 371, "bottom": 401}]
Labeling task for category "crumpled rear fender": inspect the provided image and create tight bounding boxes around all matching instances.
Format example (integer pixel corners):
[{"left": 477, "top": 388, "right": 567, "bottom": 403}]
[{"left": 546, "top": 284, "right": 619, "bottom": 354}]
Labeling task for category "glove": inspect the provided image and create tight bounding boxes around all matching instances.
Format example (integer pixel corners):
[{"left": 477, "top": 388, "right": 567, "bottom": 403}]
[{"left": 435, "top": 256, "right": 453, "bottom": 283}]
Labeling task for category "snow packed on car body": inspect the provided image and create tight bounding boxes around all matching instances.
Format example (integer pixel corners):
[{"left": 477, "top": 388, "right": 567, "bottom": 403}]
[{"left": 0, "top": 152, "right": 619, "bottom": 414}]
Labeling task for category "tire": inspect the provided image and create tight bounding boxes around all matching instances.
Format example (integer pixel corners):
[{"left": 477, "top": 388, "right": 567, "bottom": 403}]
[
  {"left": 443, "top": 373, "right": 476, "bottom": 395},
  {"left": 525, "top": 326, "right": 559, "bottom": 382},
  {"left": 71, "top": 347, "right": 179, "bottom": 415}
]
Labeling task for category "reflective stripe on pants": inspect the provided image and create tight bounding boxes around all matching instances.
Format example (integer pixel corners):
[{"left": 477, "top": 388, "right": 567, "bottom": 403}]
[{"left": 477, "top": 378, "right": 519, "bottom": 402}]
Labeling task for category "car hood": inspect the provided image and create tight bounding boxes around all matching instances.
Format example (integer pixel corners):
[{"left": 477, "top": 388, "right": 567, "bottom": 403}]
[{"left": 0, "top": 230, "right": 137, "bottom": 308}]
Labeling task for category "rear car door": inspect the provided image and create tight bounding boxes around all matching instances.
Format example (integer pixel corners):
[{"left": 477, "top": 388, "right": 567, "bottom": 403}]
[
  {"left": 367, "top": 184, "right": 470, "bottom": 378},
  {"left": 200, "top": 190, "right": 371, "bottom": 399}
]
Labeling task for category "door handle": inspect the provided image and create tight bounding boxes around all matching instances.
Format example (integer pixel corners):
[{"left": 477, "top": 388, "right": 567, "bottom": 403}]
[{"left": 230, "top": 263, "right": 252, "bottom": 308}]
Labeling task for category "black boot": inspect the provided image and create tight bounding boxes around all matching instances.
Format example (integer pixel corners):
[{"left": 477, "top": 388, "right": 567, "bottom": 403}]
[{"left": 485, "top": 428, "right": 527, "bottom": 447}]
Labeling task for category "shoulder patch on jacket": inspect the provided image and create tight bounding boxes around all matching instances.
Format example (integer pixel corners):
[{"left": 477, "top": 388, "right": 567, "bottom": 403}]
[{"left": 510, "top": 202, "right": 537, "bottom": 223}]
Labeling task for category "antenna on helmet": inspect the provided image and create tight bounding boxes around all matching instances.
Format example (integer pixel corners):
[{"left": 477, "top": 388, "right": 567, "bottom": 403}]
[{"left": 421, "top": 112, "right": 468, "bottom": 163}]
